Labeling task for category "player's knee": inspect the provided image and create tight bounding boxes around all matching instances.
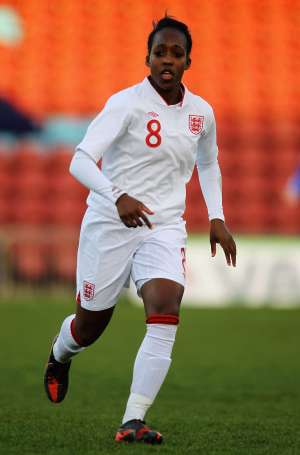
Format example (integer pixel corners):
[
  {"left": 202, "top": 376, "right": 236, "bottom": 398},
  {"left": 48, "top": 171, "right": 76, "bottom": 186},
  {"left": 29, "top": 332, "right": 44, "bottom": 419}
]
[
  {"left": 150, "top": 297, "right": 180, "bottom": 316},
  {"left": 142, "top": 279, "right": 184, "bottom": 316}
]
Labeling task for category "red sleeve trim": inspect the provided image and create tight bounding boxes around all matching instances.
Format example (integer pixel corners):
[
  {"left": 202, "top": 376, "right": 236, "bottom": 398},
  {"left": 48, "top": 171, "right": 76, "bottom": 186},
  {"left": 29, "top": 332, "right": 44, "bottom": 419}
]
[{"left": 146, "top": 314, "right": 179, "bottom": 325}]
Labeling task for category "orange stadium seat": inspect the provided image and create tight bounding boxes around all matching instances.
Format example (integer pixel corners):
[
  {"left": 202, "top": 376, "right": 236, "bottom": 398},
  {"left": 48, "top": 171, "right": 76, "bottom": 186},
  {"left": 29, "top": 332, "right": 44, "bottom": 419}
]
[
  {"left": 48, "top": 198, "right": 85, "bottom": 226},
  {"left": 11, "top": 145, "right": 46, "bottom": 171},
  {"left": 50, "top": 242, "right": 77, "bottom": 283},
  {"left": 12, "top": 199, "right": 50, "bottom": 225},
  {"left": 48, "top": 173, "right": 87, "bottom": 200},
  {"left": 14, "top": 172, "right": 48, "bottom": 198},
  {"left": 0, "top": 171, "right": 13, "bottom": 198},
  {"left": 46, "top": 148, "right": 73, "bottom": 173},
  {"left": 0, "top": 198, "right": 13, "bottom": 224},
  {"left": 12, "top": 242, "right": 48, "bottom": 282},
  {"left": 0, "top": 1, "right": 299, "bottom": 237},
  {"left": 1, "top": 0, "right": 296, "bottom": 118}
]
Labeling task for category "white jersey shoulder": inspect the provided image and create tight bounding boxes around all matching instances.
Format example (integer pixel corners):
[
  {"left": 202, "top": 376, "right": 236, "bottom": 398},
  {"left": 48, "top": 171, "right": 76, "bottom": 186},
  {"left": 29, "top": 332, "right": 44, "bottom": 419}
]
[
  {"left": 76, "top": 84, "right": 140, "bottom": 162},
  {"left": 186, "top": 89, "right": 215, "bottom": 122},
  {"left": 101, "top": 82, "right": 144, "bottom": 116}
]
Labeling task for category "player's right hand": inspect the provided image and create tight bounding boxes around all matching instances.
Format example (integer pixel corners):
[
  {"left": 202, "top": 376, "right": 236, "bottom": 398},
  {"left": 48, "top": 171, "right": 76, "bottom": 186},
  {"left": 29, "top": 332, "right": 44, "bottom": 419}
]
[{"left": 115, "top": 194, "right": 154, "bottom": 229}]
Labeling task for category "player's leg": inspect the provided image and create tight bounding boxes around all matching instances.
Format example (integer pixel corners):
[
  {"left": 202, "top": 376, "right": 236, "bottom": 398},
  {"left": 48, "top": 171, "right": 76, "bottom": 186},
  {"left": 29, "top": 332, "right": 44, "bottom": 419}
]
[
  {"left": 44, "top": 304, "right": 115, "bottom": 404},
  {"left": 116, "top": 224, "right": 186, "bottom": 443},
  {"left": 72, "top": 302, "right": 115, "bottom": 346},
  {"left": 116, "top": 278, "right": 183, "bottom": 444},
  {"left": 52, "top": 303, "right": 115, "bottom": 362},
  {"left": 141, "top": 277, "right": 183, "bottom": 316},
  {"left": 44, "top": 208, "right": 140, "bottom": 403}
]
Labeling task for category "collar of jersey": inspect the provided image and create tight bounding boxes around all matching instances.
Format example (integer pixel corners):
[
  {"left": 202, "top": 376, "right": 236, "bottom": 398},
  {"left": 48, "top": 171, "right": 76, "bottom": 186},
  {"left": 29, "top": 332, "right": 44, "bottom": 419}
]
[{"left": 143, "top": 77, "right": 188, "bottom": 108}]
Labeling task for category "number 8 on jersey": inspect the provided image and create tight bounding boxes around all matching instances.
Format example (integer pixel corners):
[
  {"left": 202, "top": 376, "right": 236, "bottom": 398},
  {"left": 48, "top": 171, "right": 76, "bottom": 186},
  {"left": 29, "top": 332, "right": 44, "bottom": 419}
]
[{"left": 145, "top": 119, "right": 161, "bottom": 148}]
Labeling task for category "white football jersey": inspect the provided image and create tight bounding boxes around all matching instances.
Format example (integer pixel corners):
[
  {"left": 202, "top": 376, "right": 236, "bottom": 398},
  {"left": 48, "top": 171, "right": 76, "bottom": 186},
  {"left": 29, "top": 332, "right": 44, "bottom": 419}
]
[{"left": 76, "top": 77, "right": 223, "bottom": 225}]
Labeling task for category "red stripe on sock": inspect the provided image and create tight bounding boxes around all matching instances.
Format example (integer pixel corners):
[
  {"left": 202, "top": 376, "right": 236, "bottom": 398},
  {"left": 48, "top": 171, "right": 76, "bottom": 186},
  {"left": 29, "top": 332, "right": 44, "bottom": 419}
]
[
  {"left": 146, "top": 314, "right": 179, "bottom": 325},
  {"left": 70, "top": 318, "right": 83, "bottom": 346}
]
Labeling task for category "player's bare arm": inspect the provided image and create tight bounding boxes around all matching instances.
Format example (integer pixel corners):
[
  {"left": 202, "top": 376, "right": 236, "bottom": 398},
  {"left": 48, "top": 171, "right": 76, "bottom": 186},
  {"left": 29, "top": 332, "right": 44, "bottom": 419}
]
[
  {"left": 210, "top": 218, "right": 236, "bottom": 267},
  {"left": 116, "top": 193, "right": 154, "bottom": 229}
]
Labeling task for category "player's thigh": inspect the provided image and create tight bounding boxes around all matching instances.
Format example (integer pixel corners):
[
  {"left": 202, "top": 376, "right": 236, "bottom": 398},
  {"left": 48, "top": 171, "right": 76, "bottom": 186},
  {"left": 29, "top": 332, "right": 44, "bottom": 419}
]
[
  {"left": 76, "top": 208, "right": 139, "bottom": 311},
  {"left": 131, "top": 223, "right": 187, "bottom": 315}
]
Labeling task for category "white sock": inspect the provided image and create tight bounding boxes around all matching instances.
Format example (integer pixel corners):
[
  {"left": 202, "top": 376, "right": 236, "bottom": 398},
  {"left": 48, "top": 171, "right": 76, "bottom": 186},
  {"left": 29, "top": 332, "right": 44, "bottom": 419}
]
[
  {"left": 122, "top": 323, "right": 177, "bottom": 423},
  {"left": 53, "top": 314, "right": 85, "bottom": 363}
]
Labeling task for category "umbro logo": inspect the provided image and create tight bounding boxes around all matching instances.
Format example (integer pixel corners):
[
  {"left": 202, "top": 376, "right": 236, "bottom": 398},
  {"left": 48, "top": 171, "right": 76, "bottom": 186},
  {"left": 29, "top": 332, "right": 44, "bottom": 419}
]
[{"left": 147, "top": 111, "right": 159, "bottom": 118}]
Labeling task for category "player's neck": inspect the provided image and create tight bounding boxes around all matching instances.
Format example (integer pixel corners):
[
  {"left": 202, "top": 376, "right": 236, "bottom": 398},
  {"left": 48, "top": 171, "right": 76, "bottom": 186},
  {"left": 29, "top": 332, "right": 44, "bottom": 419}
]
[{"left": 148, "top": 76, "right": 183, "bottom": 106}]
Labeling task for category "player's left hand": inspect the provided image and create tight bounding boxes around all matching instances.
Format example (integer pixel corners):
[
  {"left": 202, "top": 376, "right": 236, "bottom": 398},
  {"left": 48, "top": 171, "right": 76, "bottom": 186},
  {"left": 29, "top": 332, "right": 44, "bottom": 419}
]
[{"left": 210, "top": 219, "right": 236, "bottom": 267}]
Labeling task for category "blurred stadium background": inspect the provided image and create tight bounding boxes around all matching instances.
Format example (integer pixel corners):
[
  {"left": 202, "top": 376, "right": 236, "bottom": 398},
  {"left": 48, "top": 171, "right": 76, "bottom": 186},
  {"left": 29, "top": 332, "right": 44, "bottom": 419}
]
[
  {"left": 0, "top": 0, "right": 299, "bottom": 305},
  {"left": 1, "top": 2, "right": 300, "bottom": 454}
]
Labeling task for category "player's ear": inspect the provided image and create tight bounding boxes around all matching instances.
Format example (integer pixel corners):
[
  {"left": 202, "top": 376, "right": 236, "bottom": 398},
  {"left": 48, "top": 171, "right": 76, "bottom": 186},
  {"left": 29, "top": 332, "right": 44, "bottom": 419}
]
[
  {"left": 145, "top": 55, "right": 150, "bottom": 67},
  {"left": 185, "top": 57, "right": 191, "bottom": 70}
]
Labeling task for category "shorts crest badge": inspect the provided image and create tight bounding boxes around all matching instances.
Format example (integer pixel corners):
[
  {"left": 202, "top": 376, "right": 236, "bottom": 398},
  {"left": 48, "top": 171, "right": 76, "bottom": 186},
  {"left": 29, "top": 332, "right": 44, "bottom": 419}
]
[
  {"left": 189, "top": 115, "right": 204, "bottom": 135},
  {"left": 83, "top": 280, "right": 95, "bottom": 300}
]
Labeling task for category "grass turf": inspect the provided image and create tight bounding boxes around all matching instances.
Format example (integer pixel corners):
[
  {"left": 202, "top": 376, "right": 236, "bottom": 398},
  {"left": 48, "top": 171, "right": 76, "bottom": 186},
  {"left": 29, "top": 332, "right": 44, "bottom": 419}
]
[{"left": 0, "top": 294, "right": 300, "bottom": 454}]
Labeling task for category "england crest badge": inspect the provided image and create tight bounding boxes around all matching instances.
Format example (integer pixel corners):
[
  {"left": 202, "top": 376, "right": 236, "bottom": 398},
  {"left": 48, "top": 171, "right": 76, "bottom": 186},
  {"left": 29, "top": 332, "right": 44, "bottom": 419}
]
[
  {"left": 189, "top": 115, "right": 204, "bottom": 135},
  {"left": 83, "top": 280, "right": 95, "bottom": 300}
]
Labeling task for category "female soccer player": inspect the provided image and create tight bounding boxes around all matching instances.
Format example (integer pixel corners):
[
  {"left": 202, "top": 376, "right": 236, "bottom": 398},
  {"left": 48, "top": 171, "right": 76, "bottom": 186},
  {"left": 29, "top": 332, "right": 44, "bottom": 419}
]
[{"left": 44, "top": 16, "right": 236, "bottom": 445}]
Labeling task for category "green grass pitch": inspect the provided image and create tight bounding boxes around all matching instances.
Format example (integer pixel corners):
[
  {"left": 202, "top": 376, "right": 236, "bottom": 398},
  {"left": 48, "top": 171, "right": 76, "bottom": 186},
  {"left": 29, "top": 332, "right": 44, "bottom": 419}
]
[{"left": 1, "top": 293, "right": 300, "bottom": 455}]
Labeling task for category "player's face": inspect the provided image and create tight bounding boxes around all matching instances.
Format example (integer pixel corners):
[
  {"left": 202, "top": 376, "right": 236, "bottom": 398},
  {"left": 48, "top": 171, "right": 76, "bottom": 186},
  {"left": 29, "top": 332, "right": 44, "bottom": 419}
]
[{"left": 147, "top": 28, "right": 190, "bottom": 92}]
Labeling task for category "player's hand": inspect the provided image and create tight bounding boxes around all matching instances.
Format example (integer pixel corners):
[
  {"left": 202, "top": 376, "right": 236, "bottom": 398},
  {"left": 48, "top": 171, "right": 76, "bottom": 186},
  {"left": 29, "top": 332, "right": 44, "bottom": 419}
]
[
  {"left": 115, "top": 194, "right": 154, "bottom": 229},
  {"left": 210, "top": 219, "right": 236, "bottom": 267}
]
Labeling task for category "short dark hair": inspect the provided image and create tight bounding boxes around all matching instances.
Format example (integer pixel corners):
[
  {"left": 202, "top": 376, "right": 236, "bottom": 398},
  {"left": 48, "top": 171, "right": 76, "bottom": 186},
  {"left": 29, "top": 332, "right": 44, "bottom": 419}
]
[{"left": 147, "top": 16, "right": 192, "bottom": 56}]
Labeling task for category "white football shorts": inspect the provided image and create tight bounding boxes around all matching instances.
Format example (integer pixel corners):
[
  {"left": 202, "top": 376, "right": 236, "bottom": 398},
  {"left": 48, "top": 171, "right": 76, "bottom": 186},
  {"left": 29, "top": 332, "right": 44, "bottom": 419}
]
[{"left": 76, "top": 207, "right": 187, "bottom": 311}]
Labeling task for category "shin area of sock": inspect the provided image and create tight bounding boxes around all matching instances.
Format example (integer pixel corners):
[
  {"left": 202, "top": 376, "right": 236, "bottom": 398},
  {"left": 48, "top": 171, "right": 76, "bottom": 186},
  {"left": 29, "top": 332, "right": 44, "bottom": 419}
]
[
  {"left": 53, "top": 314, "right": 85, "bottom": 363},
  {"left": 122, "top": 321, "right": 178, "bottom": 422}
]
